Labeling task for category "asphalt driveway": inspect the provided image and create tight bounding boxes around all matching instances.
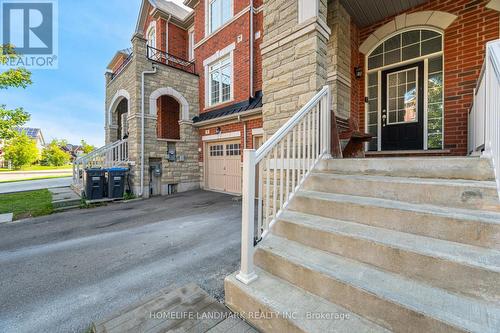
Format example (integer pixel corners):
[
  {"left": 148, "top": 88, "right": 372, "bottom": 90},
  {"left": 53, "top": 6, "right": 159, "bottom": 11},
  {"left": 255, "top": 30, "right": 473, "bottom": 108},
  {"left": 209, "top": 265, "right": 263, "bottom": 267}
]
[{"left": 0, "top": 190, "right": 242, "bottom": 333}]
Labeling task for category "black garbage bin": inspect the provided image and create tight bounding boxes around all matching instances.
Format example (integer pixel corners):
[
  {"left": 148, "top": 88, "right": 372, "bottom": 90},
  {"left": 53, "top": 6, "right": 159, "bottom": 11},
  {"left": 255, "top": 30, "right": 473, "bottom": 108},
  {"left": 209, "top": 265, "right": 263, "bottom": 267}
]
[
  {"left": 84, "top": 168, "right": 106, "bottom": 200},
  {"left": 106, "top": 167, "right": 129, "bottom": 199}
]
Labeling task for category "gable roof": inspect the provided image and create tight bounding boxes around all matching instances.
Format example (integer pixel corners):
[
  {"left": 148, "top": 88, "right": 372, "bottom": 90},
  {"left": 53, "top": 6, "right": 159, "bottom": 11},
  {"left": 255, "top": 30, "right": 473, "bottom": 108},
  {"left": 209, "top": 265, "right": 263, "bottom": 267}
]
[{"left": 135, "top": 0, "right": 193, "bottom": 34}]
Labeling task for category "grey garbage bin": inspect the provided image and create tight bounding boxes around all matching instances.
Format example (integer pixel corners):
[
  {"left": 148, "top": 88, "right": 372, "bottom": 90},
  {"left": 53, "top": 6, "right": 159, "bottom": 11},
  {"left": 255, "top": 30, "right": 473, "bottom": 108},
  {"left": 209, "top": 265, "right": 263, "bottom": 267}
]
[
  {"left": 84, "top": 168, "right": 106, "bottom": 200},
  {"left": 106, "top": 167, "right": 129, "bottom": 199}
]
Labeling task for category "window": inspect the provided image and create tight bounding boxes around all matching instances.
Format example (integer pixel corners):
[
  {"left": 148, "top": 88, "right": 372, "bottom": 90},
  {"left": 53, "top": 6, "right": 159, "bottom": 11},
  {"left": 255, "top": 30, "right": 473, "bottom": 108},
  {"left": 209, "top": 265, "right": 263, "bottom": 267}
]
[
  {"left": 210, "top": 145, "right": 224, "bottom": 156},
  {"left": 368, "top": 30, "right": 442, "bottom": 70},
  {"left": 147, "top": 24, "right": 156, "bottom": 58},
  {"left": 366, "top": 73, "right": 378, "bottom": 151},
  {"left": 147, "top": 26, "right": 156, "bottom": 49},
  {"left": 226, "top": 143, "right": 241, "bottom": 156},
  {"left": 209, "top": 0, "right": 231, "bottom": 34},
  {"left": 188, "top": 29, "right": 195, "bottom": 61},
  {"left": 427, "top": 56, "right": 444, "bottom": 149},
  {"left": 387, "top": 68, "right": 418, "bottom": 125},
  {"left": 209, "top": 56, "right": 232, "bottom": 106}
]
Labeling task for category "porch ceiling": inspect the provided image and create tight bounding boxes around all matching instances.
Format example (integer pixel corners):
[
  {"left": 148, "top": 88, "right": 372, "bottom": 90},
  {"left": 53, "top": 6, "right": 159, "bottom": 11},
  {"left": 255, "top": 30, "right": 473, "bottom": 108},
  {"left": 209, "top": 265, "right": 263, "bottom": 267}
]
[{"left": 340, "top": 0, "right": 429, "bottom": 27}]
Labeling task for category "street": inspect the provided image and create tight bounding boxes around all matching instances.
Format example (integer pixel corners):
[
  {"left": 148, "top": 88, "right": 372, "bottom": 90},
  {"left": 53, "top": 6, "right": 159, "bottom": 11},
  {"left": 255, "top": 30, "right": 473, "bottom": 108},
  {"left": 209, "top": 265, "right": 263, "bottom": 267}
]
[{"left": 0, "top": 190, "right": 242, "bottom": 333}]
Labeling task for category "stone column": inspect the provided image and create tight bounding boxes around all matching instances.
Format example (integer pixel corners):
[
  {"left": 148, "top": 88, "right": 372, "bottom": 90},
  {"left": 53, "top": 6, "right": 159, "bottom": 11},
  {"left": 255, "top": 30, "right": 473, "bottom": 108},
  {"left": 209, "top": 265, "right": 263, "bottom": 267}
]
[
  {"left": 261, "top": 0, "right": 331, "bottom": 138},
  {"left": 128, "top": 33, "right": 149, "bottom": 196},
  {"left": 326, "top": 0, "right": 351, "bottom": 121}
]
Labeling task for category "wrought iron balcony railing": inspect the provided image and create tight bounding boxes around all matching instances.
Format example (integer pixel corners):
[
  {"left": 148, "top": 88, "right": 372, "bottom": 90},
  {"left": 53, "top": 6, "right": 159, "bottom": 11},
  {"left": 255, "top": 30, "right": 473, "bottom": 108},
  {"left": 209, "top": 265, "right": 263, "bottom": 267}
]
[
  {"left": 110, "top": 51, "right": 133, "bottom": 81},
  {"left": 147, "top": 46, "right": 196, "bottom": 75}
]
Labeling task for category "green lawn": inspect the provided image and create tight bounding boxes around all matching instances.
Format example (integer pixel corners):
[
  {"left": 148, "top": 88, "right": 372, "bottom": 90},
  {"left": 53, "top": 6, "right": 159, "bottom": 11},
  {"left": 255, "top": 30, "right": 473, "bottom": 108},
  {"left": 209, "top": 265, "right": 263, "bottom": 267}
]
[
  {"left": 0, "top": 189, "right": 53, "bottom": 220},
  {"left": 0, "top": 165, "right": 73, "bottom": 172}
]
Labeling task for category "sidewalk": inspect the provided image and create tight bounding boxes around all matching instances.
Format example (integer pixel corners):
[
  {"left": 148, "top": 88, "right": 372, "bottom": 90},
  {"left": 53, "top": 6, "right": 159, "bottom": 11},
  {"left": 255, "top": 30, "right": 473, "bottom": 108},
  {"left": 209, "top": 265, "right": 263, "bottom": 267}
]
[{"left": 0, "top": 177, "right": 72, "bottom": 194}]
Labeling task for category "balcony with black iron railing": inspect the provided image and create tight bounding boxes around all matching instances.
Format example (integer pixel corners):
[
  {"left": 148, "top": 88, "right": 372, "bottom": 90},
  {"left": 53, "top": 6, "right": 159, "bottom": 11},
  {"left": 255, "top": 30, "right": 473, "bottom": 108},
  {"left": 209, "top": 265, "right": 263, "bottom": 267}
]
[{"left": 147, "top": 46, "right": 196, "bottom": 75}]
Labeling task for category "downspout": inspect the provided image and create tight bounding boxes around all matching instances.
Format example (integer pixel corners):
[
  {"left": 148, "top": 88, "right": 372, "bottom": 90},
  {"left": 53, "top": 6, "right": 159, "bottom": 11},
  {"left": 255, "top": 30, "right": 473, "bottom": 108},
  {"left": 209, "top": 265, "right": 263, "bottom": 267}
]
[
  {"left": 249, "top": 0, "right": 254, "bottom": 98},
  {"left": 140, "top": 65, "right": 158, "bottom": 197}
]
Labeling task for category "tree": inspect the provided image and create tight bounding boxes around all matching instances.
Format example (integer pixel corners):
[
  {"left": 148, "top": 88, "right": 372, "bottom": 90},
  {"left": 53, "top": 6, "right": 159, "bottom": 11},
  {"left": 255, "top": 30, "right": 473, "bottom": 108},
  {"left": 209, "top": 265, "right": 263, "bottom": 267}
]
[
  {"left": 80, "top": 140, "right": 96, "bottom": 154},
  {"left": 41, "top": 140, "right": 71, "bottom": 166},
  {"left": 3, "top": 133, "right": 39, "bottom": 169},
  {"left": 0, "top": 44, "right": 32, "bottom": 139}
]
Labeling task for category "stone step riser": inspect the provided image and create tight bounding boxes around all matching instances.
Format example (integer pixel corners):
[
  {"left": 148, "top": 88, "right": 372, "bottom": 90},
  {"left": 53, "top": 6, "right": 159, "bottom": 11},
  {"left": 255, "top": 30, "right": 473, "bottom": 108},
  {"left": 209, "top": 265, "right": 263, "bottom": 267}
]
[
  {"left": 289, "top": 195, "right": 500, "bottom": 250},
  {"left": 274, "top": 219, "right": 500, "bottom": 302},
  {"left": 254, "top": 248, "right": 467, "bottom": 333},
  {"left": 225, "top": 279, "right": 305, "bottom": 333},
  {"left": 304, "top": 175, "right": 500, "bottom": 212},
  {"left": 317, "top": 158, "right": 495, "bottom": 181}
]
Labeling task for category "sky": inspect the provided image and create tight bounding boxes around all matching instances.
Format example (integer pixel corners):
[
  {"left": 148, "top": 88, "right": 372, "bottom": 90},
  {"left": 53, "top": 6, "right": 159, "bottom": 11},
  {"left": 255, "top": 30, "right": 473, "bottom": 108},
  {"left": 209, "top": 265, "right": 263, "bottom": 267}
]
[{"left": 2, "top": 0, "right": 187, "bottom": 147}]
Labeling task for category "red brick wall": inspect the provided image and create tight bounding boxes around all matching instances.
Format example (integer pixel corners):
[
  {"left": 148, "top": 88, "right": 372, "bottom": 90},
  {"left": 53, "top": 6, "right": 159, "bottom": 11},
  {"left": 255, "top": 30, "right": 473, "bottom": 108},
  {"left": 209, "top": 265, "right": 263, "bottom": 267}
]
[
  {"left": 355, "top": 0, "right": 500, "bottom": 155},
  {"left": 157, "top": 96, "right": 180, "bottom": 140},
  {"left": 350, "top": 21, "right": 361, "bottom": 130},
  {"left": 193, "top": 0, "right": 263, "bottom": 113},
  {"left": 198, "top": 117, "right": 263, "bottom": 162},
  {"left": 168, "top": 22, "right": 189, "bottom": 59}
]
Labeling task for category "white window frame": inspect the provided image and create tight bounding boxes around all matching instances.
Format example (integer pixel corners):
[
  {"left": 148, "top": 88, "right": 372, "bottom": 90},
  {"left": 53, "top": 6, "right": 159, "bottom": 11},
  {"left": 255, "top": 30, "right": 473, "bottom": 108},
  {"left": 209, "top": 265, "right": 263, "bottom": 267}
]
[
  {"left": 364, "top": 27, "right": 444, "bottom": 152},
  {"left": 203, "top": 43, "right": 235, "bottom": 108},
  {"left": 206, "top": 0, "right": 233, "bottom": 36},
  {"left": 146, "top": 21, "right": 156, "bottom": 49},
  {"left": 188, "top": 27, "right": 195, "bottom": 61},
  {"left": 208, "top": 55, "right": 232, "bottom": 107}
]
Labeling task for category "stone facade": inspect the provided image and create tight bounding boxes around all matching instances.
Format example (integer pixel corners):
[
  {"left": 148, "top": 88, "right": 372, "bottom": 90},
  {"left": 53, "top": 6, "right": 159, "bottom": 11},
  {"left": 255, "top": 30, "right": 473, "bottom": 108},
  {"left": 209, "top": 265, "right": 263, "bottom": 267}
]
[
  {"left": 327, "top": 0, "right": 351, "bottom": 120},
  {"left": 261, "top": 0, "right": 330, "bottom": 137},
  {"left": 105, "top": 34, "right": 200, "bottom": 197}
]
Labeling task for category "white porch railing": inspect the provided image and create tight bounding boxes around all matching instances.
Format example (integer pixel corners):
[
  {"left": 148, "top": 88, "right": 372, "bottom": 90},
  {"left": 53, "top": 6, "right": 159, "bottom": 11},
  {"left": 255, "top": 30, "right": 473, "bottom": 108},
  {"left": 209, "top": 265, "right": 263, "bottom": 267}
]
[
  {"left": 72, "top": 139, "right": 129, "bottom": 187},
  {"left": 236, "top": 86, "right": 331, "bottom": 284},
  {"left": 468, "top": 40, "right": 500, "bottom": 199}
]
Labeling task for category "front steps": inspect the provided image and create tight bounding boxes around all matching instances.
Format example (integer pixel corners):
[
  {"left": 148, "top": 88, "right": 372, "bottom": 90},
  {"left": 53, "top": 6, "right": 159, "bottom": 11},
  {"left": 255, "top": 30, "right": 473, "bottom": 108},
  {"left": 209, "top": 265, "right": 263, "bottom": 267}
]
[{"left": 225, "top": 157, "right": 500, "bottom": 333}]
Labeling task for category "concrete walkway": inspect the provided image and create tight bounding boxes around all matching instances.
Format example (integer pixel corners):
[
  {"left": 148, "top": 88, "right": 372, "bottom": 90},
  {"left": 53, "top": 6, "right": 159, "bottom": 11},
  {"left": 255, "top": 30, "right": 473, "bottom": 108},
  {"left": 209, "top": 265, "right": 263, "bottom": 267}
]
[
  {"left": 0, "top": 190, "right": 242, "bottom": 333},
  {"left": 0, "top": 177, "right": 72, "bottom": 194},
  {"left": 0, "top": 169, "right": 72, "bottom": 181}
]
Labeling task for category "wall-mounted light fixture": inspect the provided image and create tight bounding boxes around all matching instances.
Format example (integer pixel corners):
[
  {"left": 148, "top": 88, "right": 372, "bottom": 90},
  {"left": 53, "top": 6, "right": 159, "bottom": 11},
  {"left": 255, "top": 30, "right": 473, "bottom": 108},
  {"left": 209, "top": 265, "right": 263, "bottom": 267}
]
[
  {"left": 215, "top": 127, "right": 222, "bottom": 135},
  {"left": 354, "top": 66, "right": 363, "bottom": 79}
]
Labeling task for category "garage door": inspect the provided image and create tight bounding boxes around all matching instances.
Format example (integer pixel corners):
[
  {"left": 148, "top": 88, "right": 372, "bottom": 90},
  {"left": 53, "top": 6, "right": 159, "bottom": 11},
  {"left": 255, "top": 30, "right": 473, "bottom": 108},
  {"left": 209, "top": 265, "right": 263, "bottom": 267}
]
[{"left": 207, "top": 141, "right": 242, "bottom": 194}]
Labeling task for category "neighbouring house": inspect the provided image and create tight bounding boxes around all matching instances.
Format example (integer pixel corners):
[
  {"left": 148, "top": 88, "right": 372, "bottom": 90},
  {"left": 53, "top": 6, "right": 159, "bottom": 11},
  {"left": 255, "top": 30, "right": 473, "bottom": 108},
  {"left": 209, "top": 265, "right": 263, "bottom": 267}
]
[
  {"left": 61, "top": 144, "right": 85, "bottom": 161},
  {"left": 15, "top": 127, "right": 46, "bottom": 150},
  {"left": 76, "top": 1, "right": 500, "bottom": 331},
  {"left": 75, "top": 0, "right": 264, "bottom": 197}
]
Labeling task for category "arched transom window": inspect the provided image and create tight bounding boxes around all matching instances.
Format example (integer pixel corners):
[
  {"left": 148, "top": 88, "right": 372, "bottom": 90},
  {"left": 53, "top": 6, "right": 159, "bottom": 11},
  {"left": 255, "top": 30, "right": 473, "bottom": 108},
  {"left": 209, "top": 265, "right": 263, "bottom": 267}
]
[
  {"left": 365, "top": 29, "right": 444, "bottom": 152},
  {"left": 367, "top": 29, "right": 443, "bottom": 70}
]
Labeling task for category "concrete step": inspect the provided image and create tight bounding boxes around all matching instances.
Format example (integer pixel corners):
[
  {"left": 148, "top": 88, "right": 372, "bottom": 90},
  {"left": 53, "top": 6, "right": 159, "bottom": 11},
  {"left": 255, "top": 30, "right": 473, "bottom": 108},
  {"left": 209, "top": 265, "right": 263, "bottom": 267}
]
[
  {"left": 255, "top": 235, "right": 500, "bottom": 333},
  {"left": 317, "top": 157, "right": 495, "bottom": 181},
  {"left": 289, "top": 190, "right": 500, "bottom": 250},
  {"left": 225, "top": 268, "right": 390, "bottom": 333},
  {"left": 304, "top": 172, "right": 500, "bottom": 212},
  {"left": 275, "top": 211, "right": 500, "bottom": 302}
]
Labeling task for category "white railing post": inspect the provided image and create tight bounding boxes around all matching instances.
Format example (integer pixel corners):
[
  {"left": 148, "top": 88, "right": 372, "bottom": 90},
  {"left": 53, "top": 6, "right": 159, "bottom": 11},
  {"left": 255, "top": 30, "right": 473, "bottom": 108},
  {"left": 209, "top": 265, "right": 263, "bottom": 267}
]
[
  {"left": 236, "top": 149, "right": 258, "bottom": 285},
  {"left": 322, "top": 85, "right": 332, "bottom": 159}
]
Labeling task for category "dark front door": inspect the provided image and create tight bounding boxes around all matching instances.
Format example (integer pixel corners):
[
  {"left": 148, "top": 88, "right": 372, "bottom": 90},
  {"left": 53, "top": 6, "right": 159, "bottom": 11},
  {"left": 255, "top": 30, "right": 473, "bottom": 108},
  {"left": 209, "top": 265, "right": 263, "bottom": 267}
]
[{"left": 381, "top": 61, "right": 424, "bottom": 150}]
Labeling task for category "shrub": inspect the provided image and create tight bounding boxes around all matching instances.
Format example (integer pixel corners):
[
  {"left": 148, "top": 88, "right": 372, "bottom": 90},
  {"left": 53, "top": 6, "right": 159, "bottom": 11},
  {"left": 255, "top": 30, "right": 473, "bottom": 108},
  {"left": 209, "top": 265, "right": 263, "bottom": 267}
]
[
  {"left": 41, "top": 140, "right": 71, "bottom": 166},
  {"left": 3, "top": 132, "right": 38, "bottom": 169}
]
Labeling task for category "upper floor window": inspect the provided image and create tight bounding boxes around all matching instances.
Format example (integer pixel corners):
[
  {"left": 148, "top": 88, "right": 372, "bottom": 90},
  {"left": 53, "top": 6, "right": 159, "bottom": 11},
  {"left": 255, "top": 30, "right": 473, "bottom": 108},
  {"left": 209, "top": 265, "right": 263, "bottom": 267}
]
[
  {"left": 209, "top": 55, "right": 232, "bottom": 106},
  {"left": 147, "top": 25, "right": 156, "bottom": 49},
  {"left": 209, "top": 0, "right": 232, "bottom": 34},
  {"left": 188, "top": 29, "right": 195, "bottom": 61}
]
